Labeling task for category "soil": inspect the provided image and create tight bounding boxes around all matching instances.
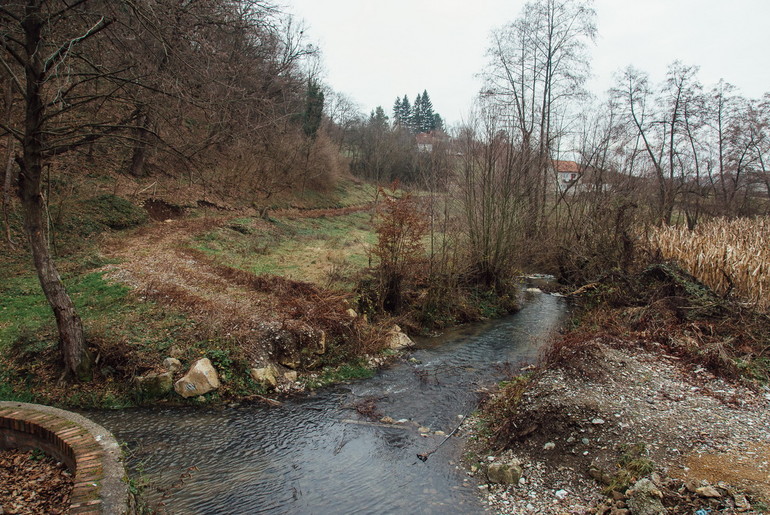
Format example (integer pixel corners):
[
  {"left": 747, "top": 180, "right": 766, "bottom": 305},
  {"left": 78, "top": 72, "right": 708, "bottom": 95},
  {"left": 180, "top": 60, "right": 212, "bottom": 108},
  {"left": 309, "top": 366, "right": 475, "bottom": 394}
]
[
  {"left": 0, "top": 449, "right": 73, "bottom": 514},
  {"left": 462, "top": 336, "right": 770, "bottom": 514}
]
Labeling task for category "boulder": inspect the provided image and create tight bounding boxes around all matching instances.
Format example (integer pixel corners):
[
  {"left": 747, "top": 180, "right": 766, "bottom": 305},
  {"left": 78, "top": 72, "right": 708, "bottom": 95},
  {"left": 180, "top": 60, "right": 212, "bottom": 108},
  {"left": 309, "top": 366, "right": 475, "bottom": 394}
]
[
  {"left": 163, "top": 357, "right": 182, "bottom": 373},
  {"left": 386, "top": 325, "right": 414, "bottom": 351},
  {"left": 625, "top": 478, "right": 665, "bottom": 515},
  {"left": 136, "top": 372, "right": 173, "bottom": 398},
  {"left": 695, "top": 485, "right": 722, "bottom": 498},
  {"left": 250, "top": 365, "right": 278, "bottom": 388},
  {"left": 174, "top": 358, "right": 220, "bottom": 398},
  {"left": 486, "top": 461, "right": 523, "bottom": 485}
]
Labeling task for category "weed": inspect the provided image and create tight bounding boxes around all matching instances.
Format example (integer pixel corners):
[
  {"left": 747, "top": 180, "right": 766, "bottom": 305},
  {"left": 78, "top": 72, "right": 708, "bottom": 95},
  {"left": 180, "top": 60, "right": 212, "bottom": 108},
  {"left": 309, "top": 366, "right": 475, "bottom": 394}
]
[
  {"left": 303, "top": 360, "right": 375, "bottom": 389},
  {"left": 601, "top": 443, "right": 656, "bottom": 495}
]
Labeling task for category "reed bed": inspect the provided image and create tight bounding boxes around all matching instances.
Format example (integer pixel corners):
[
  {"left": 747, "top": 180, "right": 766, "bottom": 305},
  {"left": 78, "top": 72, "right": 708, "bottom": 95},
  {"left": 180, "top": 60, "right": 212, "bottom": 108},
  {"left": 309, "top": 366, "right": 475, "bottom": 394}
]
[{"left": 646, "top": 217, "right": 770, "bottom": 312}]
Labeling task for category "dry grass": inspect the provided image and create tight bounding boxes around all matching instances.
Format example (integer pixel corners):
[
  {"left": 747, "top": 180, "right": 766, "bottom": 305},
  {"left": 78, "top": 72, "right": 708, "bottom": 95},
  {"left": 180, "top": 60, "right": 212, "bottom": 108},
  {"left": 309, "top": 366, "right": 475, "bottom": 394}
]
[{"left": 646, "top": 218, "right": 770, "bottom": 311}]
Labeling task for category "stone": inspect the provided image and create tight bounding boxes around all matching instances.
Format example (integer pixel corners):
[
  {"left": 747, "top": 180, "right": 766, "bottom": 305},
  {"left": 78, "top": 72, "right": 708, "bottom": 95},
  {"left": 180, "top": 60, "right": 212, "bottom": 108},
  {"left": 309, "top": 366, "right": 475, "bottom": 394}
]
[
  {"left": 136, "top": 372, "right": 173, "bottom": 398},
  {"left": 543, "top": 442, "right": 556, "bottom": 450},
  {"left": 250, "top": 366, "right": 278, "bottom": 388},
  {"left": 733, "top": 493, "right": 751, "bottom": 511},
  {"left": 625, "top": 478, "right": 665, "bottom": 515},
  {"left": 386, "top": 326, "right": 414, "bottom": 351},
  {"left": 555, "top": 489, "right": 569, "bottom": 500},
  {"left": 346, "top": 308, "right": 358, "bottom": 318},
  {"left": 380, "top": 416, "right": 396, "bottom": 424},
  {"left": 168, "top": 345, "right": 184, "bottom": 358},
  {"left": 486, "top": 462, "right": 523, "bottom": 485},
  {"left": 695, "top": 486, "right": 722, "bottom": 498},
  {"left": 684, "top": 479, "right": 700, "bottom": 493},
  {"left": 174, "top": 358, "right": 220, "bottom": 398},
  {"left": 418, "top": 426, "right": 431, "bottom": 433},
  {"left": 163, "top": 357, "right": 182, "bottom": 373},
  {"left": 284, "top": 371, "right": 298, "bottom": 382},
  {"left": 592, "top": 418, "right": 605, "bottom": 425}
]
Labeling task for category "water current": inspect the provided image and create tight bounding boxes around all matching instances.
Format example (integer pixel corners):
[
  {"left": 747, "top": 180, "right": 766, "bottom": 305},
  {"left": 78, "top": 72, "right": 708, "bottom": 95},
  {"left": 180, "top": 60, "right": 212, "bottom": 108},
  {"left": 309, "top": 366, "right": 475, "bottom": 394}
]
[{"left": 90, "top": 289, "right": 567, "bottom": 514}]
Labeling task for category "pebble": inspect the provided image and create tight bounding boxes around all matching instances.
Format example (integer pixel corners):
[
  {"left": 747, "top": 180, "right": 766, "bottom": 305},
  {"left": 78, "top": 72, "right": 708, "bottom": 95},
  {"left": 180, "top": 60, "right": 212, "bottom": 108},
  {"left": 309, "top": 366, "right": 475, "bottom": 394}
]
[
  {"left": 543, "top": 442, "right": 556, "bottom": 450},
  {"left": 591, "top": 418, "right": 605, "bottom": 424},
  {"left": 555, "top": 489, "right": 568, "bottom": 500}
]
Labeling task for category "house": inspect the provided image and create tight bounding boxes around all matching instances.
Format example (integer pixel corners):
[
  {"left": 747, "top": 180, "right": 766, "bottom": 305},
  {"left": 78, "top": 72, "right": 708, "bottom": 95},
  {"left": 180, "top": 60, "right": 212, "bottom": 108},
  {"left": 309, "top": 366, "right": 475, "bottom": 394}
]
[
  {"left": 552, "top": 160, "right": 582, "bottom": 191},
  {"left": 416, "top": 131, "right": 444, "bottom": 153}
]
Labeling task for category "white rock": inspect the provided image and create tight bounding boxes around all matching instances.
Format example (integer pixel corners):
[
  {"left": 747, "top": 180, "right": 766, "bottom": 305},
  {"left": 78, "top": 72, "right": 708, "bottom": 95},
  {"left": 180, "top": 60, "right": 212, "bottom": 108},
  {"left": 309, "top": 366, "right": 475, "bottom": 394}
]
[
  {"left": 174, "top": 358, "right": 220, "bottom": 398},
  {"left": 555, "top": 489, "right": 568, "bottom": 500},
  {"left": 543, "top": 442, "right": 556, "bottom": 450},
  {"left": 591, "top": 418, "right": 605, "bottom": 424},
  {"left": 386, "top": 329, "right": 415, "bottom": 350},
  {"left": 163, "top": 357, "right": 182, "bottom": 373},
  {"left": 250, "top": 365, "right": 278, "bottom": 387}
]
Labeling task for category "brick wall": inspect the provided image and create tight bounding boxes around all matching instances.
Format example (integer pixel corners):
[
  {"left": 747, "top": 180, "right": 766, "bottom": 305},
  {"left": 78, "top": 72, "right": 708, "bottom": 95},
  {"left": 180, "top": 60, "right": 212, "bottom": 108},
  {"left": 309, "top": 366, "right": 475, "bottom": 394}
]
[{"left": 0, "top": 406, "right": 108, "bottom": 514}]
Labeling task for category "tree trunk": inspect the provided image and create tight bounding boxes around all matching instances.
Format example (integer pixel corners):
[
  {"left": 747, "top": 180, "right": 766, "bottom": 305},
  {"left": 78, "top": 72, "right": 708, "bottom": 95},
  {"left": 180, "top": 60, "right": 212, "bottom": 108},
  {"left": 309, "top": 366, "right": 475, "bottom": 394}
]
[
  {"left": 20, "top": 4, "right": 91, "bottom": 381},
  {"left": 129, "top": 111, "right": 151, "bottom": 177},
  {"left": 21, "top": 182, "right": 92, "bottom": 380}
]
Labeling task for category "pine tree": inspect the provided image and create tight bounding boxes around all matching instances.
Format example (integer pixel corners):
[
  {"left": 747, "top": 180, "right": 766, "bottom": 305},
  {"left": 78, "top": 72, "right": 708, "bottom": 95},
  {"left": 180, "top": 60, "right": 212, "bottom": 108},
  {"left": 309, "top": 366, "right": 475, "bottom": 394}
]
[
  {"left": 400, "top": 95, "right": 412, "bottom": 131},
  {"left": 302, "top": 80, "right": 325, "bottom": 139},
  {"left": 432, "top": 113, "right": 444, "bottom": 132},
  {"left": 393, "top": 97, "right": 403, "bottom": 127},
  {"left": 412, "top": 92, "right": 424, "bottom": 133},
  {"left": 420, "top": 90, "right": 435, "bottom": 132}
]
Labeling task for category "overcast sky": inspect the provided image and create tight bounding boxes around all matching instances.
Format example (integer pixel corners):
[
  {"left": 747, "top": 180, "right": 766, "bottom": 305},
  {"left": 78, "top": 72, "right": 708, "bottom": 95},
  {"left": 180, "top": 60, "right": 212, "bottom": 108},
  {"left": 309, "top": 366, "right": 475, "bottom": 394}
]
[{"left": 286, "top": 1, "right": 769, "bottom": 126}]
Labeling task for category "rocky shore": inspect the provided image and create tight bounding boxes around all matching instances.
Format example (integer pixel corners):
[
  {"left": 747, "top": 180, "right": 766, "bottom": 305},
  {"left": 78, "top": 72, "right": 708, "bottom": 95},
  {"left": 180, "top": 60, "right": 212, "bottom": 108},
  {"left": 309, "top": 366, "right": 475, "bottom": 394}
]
[{"left": 461, "top": 338, "right": 770, "bottom": 514}]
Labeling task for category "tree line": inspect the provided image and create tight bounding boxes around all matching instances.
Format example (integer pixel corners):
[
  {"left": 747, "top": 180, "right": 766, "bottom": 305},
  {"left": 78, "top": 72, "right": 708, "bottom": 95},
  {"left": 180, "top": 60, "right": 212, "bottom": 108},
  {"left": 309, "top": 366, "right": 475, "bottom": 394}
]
[{"left": 0, "top": 0, "right": 336, "bottom": 379}]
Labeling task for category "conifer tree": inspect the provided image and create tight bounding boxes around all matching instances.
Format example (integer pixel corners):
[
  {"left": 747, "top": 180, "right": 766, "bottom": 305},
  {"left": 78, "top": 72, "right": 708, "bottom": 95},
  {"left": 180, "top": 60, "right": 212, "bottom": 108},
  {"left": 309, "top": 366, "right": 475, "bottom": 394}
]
[
  {"left": 400, "top": 95, "right": 412, "bottom": 130},
  {"left": 393, "top": 97, "right": 403, "bottom": 126}
]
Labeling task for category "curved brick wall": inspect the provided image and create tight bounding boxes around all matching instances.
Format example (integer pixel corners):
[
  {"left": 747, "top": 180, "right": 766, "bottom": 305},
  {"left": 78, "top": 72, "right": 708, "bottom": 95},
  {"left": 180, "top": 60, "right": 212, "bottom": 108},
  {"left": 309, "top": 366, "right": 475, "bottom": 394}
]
[{"left": 0, "top": 402, "right": 127, "bottom": 514}]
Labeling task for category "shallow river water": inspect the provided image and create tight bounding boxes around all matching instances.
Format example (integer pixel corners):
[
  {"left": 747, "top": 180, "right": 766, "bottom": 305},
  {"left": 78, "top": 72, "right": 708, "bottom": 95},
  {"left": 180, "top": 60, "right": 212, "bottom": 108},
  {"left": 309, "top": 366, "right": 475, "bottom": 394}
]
[{"left": 90, "top": 290, "right": 567, "bottom": 514}]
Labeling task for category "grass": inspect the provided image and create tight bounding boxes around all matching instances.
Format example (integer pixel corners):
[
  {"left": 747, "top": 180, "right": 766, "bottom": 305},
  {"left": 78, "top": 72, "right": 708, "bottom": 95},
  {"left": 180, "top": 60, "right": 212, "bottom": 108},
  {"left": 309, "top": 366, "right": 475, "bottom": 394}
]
[
  {"left": 601, "top": 443, "right": 656, "bottom": 495},
  {"left": 191, "top": 211, "right": 377, "bottom": 290},
  {"left": 302, "top": 359, "right": 376, "bottom": 389}
]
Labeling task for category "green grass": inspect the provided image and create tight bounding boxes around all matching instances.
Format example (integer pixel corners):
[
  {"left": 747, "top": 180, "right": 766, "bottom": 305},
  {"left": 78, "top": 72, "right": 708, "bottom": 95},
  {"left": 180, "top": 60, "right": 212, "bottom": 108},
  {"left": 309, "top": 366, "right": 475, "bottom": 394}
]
[
  {"left": 302, "top": 359, "right": 376, "bottom": 389},
  {"left": 190, "top": 211, "right": 377, "bottom": 289}
]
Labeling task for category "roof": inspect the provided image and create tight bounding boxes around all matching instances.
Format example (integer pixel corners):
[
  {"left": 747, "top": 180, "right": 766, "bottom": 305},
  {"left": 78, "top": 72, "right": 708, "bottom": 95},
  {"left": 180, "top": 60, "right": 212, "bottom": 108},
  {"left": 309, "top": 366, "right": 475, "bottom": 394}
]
[{"left": 553, "top": 160, "right": 581, "bottom": 173}]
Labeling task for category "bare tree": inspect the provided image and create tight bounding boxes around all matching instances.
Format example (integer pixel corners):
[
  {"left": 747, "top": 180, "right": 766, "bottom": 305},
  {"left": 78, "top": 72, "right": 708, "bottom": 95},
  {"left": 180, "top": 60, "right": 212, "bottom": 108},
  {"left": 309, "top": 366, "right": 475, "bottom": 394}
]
[
  {"left": 0, "top": 0, "right": 143, "bottom": 379},
  {"left": 483, "top": 0, "right": 596, "bottom": 233}
]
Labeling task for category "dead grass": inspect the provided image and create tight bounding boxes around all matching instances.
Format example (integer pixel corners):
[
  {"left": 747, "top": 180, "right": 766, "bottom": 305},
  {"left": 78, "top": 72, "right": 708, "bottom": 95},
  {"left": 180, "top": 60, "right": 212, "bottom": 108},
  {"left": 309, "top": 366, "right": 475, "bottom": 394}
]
[{"left": 646, "top": 217, "right": 770, "bottom": 311}]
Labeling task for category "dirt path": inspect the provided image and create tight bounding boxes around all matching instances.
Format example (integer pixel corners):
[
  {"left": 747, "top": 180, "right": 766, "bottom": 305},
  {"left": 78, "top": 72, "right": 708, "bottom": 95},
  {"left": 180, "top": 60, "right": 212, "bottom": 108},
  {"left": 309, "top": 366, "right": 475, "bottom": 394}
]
[
  {"left": 98, "top": 208, "right": 367, "bottom": 367},
  {"left": 100, "top": 217, "right": 284, "bottom": 362}
]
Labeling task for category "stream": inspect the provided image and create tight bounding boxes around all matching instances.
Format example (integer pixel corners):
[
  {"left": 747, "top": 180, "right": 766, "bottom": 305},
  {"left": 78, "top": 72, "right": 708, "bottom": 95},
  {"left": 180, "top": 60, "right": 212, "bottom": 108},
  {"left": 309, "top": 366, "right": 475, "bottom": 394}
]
[{"left": 89, "top": 289, "right": 567, "bottom": 514}]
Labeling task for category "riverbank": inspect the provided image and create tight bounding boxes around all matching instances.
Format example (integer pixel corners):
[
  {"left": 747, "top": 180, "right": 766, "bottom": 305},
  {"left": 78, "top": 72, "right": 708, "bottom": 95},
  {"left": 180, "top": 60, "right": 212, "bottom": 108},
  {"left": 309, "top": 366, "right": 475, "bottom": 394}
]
[
  {"left": 464, "top": 267, "right": 770, "bottom": 513},
  {"left": 0, "top": 176, "right": 519, "bottom": 409}
]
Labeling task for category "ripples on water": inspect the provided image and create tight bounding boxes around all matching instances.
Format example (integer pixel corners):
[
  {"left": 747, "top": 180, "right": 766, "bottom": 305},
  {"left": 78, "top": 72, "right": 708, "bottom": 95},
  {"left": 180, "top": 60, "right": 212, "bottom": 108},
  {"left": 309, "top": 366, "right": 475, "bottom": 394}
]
[{"left": 91, "top": 291, "right": 566, "bottom": 514}]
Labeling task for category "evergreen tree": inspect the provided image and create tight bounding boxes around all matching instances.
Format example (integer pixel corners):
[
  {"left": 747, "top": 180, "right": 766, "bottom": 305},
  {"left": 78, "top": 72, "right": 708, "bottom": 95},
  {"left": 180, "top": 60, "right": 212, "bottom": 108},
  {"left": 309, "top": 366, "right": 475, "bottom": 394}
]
[
  {"left": 412, "top": 92, "right": 424, "bottom": 133},
  {"left": 393, "top": 97, "right": 403, "bottom": 126},
  {"left": 419, "top": 90, "right": 435, "bottom": 132},
  {"left": 370, "top": 106, "right": 389, "bottom": 130},
  {"left": 432, "top": 113, "right": 444, "bottom": 132},
  {"left": 400, "top": 95, "right": 412, "bottom": 130},
  {"left": 302, "top": 80, "right": 325, "bottom": 139}
]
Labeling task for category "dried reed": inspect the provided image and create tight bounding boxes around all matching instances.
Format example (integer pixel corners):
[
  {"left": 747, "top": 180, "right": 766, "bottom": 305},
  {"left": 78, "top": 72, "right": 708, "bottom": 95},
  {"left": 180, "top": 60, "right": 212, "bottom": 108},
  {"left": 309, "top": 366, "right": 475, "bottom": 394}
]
[{"left": 646, "top": 218, "right": 770, "bottom": 311}]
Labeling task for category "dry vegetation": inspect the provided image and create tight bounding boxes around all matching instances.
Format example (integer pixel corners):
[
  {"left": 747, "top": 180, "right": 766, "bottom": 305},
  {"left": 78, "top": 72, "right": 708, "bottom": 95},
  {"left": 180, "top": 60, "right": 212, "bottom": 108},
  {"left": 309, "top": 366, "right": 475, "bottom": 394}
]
[{"left": 646, "top": 218, "right": 770, "bottom": 312}]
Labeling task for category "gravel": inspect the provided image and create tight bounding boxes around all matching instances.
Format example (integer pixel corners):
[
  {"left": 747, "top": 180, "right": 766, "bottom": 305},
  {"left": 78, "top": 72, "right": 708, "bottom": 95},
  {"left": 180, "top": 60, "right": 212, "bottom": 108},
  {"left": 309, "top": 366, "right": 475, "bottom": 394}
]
[{"left": 461, "top": 339, "right": 770, "bottom": 514}]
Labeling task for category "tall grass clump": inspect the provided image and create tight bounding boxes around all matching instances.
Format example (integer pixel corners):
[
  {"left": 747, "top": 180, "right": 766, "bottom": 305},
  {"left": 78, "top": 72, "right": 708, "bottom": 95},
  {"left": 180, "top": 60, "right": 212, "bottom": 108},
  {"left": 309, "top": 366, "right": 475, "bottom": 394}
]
[{"left": 646, "top": 218, "right": 770, "bottom": 311}]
